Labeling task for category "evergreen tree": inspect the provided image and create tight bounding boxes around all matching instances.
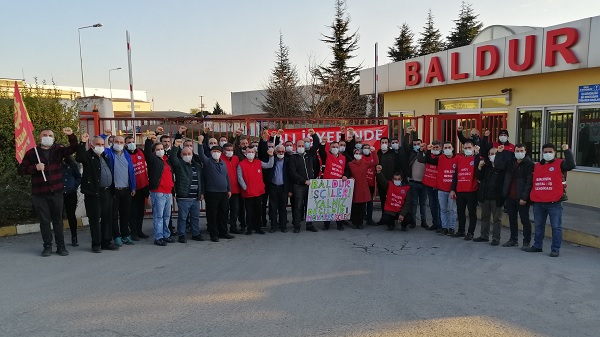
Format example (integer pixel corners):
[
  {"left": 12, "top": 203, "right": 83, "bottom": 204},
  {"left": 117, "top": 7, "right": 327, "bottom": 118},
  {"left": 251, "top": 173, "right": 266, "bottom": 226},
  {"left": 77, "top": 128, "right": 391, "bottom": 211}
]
[
  {"left": 261, "top": 32, "right": 304, "bottom": 117},
  {"left": 388, "top": 23, "right": 417, "bottom": 62},
  {"left": 446, "top": 2, "right": 483, "bottom": 49},
  {"left": 212, "top": 101, "right": 224, "bottom": 115},
  {"left": 418, "top": 9, "right": 445, "bottom": 56}
]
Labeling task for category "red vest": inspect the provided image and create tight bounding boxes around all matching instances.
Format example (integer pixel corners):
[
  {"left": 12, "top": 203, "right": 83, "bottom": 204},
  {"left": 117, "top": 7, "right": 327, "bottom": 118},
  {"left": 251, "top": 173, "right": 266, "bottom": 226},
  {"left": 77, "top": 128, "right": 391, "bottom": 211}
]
[
  {"left": 363, "top": 156, "right": 376, "bottom": 187},
  {"left": 323, "top": 152, "right": 346, "bottom": 179},
  {"left": 530, "top": 159, "right": 564, "bottom": 203},
  {"left": 455, "top": 155, "right": 478, "bottom": 192},
  {"left": 437, "top": 155, "right": 458, "bottom": 192},
  {"left": 422, "top": 154, "right": 439, "bottom": 189},
  {"left": 239, "top": 159, "right": 265, "bottom": 198},
  {"left": 384, "top": 183, "right": 410, "bottom": 213},
  {"left": 493, "top": 141, "right": 515, "bottom": 152},
  {"left": 154, "top": 156, "right": 174, "bottom": 194},
  {"left": 222, "top": 154, "right": 241, "bottom": 194},
  {"left": 129, "top": 150, "right": 149, "bottom": 190}
]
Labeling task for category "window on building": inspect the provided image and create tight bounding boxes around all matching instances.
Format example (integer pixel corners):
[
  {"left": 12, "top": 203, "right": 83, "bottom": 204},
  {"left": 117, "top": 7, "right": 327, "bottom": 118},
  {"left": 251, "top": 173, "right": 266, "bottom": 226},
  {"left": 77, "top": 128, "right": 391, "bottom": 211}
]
[
  {"left": 518, "top": 109, "right": 543, "bottom": 161},
  {"left": 547, "top": 110, "right": 574, "bottom": 159},
  {"left": 577, "top": 107, "right": 600, "bottom": 168}
]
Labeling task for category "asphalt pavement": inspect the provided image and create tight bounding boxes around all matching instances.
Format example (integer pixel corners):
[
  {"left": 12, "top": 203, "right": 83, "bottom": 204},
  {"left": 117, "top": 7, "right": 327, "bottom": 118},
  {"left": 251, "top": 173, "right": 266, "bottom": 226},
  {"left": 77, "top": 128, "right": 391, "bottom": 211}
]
[{"left": 1, "top": 218, "right": 599, "bottom": 337}]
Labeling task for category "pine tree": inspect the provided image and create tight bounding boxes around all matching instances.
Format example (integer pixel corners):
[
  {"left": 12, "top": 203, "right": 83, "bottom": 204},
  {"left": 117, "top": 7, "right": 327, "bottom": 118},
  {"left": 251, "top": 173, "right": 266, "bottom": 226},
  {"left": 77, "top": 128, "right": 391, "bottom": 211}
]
[
  {"left": 388, "top": 23, "right": 417, "bottom": 62},
  {"left": 261, "top": 32, "right": 304, "bottom": 118},
  {"left": 418, "top": 10, "right": 445, "bottom": 56},
  {"left": 212, "top": 101, "right": 224, "bottom": 115},
  {"left": 446, "top": 2, "right": 483, "bottom": 49}
]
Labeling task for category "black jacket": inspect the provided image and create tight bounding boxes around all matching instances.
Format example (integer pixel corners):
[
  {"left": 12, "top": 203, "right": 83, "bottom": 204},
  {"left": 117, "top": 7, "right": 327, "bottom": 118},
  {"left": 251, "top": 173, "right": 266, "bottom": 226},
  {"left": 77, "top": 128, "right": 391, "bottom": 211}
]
[
  {"left": 288, "top": 152, "right": 318, "bottom": 185},
  {"left": 169, "top": 146, "right": 204, "bottom": 199},
  {"left": 144, "top": 138, "right": 172, "bottom": 191},
  {"left": 495, "top": 154, "right": 534, "bottom": 202},
  {"left": 76, "top": 143, "right": 112, "bottom": 196},
  {"left": 62, "top": 156, "right": 81, "bottom": 194},
  {"left": 477, "top": 160, "right": 505, "bottom": 205}
]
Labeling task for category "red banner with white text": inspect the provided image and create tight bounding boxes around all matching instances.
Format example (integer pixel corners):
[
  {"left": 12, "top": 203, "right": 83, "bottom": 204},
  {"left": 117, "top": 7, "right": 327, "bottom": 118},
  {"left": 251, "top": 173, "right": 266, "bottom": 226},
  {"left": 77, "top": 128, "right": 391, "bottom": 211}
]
[
  {"left": 14, "top": 82, "right": 36, "bottom": 164},
  {"left": 275, "top": 125, "right": 388, "bottom": 147}
]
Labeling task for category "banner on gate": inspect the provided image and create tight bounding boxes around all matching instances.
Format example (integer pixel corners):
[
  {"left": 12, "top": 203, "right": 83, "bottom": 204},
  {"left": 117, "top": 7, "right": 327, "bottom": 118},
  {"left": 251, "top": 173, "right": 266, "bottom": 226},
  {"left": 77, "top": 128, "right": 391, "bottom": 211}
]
[
  {"left": 276, "top": 125, "right": 388, "bottom": 147},
  {"left": 305, "top": 179, "right": 354, "bottom": 222}
]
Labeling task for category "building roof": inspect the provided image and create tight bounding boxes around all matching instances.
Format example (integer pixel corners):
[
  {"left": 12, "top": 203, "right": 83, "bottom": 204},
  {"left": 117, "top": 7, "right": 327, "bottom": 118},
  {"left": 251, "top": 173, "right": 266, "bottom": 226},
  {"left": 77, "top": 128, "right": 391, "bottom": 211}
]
[
  {"left": 111, "top": 98, "right": 149, "bottom": 103},
  {"left": 113, "top": 110, "right": 192, "bottom": 118},
  {"left": 471, "top": 25, "right": 540, "bottom": 44}
]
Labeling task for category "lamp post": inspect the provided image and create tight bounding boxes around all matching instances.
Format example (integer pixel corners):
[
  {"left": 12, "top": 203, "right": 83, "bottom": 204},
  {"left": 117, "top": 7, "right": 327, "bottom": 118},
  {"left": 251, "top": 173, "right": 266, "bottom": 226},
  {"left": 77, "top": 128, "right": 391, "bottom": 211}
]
[
  {"left": 108, "top": 67, "right": 121, "bottom": 100},
  {"left": 78, "top": 23, "right": 102, "bottom": 97}
]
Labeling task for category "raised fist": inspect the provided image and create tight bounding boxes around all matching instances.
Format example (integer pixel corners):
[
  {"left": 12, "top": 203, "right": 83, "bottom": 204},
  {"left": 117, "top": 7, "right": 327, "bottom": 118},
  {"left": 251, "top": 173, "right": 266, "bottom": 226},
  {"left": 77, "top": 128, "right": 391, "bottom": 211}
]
[
  {"left": 174, "top": 139, "right": 183, "bottom": 147},
  {"left": 307, "top": 128, "right": 315, "bottom": 136},
  {"left": 80, "top": 133, "right": 90, "bottom": 143},
  {"left": 149, "top": 135, "right": 157, "bottom": 142},
  {"left": 376, "top": 165, "right": 382, "bottom": 173},
  {"left": 270, "top": 131, "right": 277, "bottom": 137},
  {"left": 457, "top": 125, "right": 463, "bottom": 132},
  {"left": 474, "top": 145, "right": 480, "bottom": 154},
  {"left": 262, "top": 129, "right": 270, "bottom": 141},
  {"left": 234, "top": 129, "right": 242, "bottom": 136},
  {"left": 155, "top": 126, "right": 164, "bottom": 134},
  {"left": 267, "top": 149, "right": 274, "bottom": 156},
  {"left": 561, "top": 144, "right": 569, "bottom": 151},
  {"left": 277, "top": 129, "right": 284, "bottom": 135},
  {"left": 478, "top": 161, "right": 485, "bottom": 169},
  {"left": 497, "top": 145, "right": 504, "bottom": 152},
  {"left": 62, "top": 127, "right": 73, "bottom": 136},
  {"left": 104, "top": 129, "right": 112, "bottom": 135},
  {"left": 427, "top": 144, "right": 433, "bottom": 151},
  {"left": 204, "top": 126, "right": 212, "bottom": 133},
  {"left": 484, "top": 130, "right": 491, "bottom": 137},
  {"left": 370, "top": 146, "right": 376, "bottom": 152},
  {"left": 197, "top": 135, "right": 204, "bottom": 144},
  {"left": 179, "top": 125, "right": 187, "bottom": 133},
  {"left": 36, "top": 163, "right": 45, "bottom": 171}
]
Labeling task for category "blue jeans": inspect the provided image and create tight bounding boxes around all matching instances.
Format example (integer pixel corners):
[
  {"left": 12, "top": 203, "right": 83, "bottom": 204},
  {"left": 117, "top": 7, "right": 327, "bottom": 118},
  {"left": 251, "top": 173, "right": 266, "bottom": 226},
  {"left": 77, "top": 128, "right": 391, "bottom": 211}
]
[
  {"left": 150, "top": 192, "right": 172, "bottom": 240},
  {"left": 533, "top": 202, "right": 563, "bottom": 252},
  {"left": 409, "top": 181, "right": 428, "bottom": 225},
  {"left": 438, "top": 190, "right": 456, "bottom": 230},
  {"left": 426, "top": 186, "right": 440, "bottom": 228},
  {"left": 176, "top": 198, "right": 200, "bottom": 236}
]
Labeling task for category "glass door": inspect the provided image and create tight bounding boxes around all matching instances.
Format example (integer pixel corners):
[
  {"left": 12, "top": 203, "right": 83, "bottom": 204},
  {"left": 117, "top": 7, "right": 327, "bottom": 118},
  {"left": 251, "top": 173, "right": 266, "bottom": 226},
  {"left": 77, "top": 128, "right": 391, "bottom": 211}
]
[{"left": 518, "top": 109, "right": 543, "bottom": 161}]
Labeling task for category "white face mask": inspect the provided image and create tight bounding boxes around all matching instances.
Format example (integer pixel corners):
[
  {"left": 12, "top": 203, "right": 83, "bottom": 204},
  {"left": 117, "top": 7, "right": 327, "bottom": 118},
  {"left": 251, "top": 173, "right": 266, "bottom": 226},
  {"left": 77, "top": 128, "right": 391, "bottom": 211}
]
[
  {"left": 330, "top": 148, "right": 339, "bottom": 155},
  {"left": 211, "top": 152, "right": 221, "bottom": 160},
  {"left": 155, "top": 150, "right": 165, "bottom": 158},
  {"left": 285, "top": 146, "right": 293, "bottom": 153},
  {"left": 126, "top": 143, "right": 136, "bottom": 151},
  {"left": 380, "top": 144, "right": 388, "bottom": 151},
  {"left": 209, "top": 144, "right": 217, "bottom": 149},
  {"left": 112, "top": 144, "right": 124, "bottom": 152},
  {"left": 296, "top": 147, "right": 305, "bottom": 154},
  {"left": 93, "top": 146, "right": 104, "bottom": 155},
  {"left": 393, "top": 180, "right": 402, "bottom": 186},
  {"left": 499, "top": 136, "right": 508, "bottom": 143},
  {"left": 339, "top": 146, "right": 346, "bottom": 152},
  {"left": 225, "top": 151, "right": 234, "bottom": 158},
  {"left": 514, "top": 152, "right": 526, "bottom": 160},
  {"left": 246, "top": 152, "right": 255, "bottom": 160},
  {"left": 391, "top": 143, "right": 399, "bottom": 150},
  {"left": 355, "top": 143, "right": 362, "bottom": 149},
  {"left": 464, "top": 149, "right": 474, "bottom": 156},
  {"left": 41, "top": 136, "right": 54, "bottom": 147},
  {"left": 362, "top": 149, "right": 370, "bottom": 155},
  {"left": 432, "top": 150, "right": 441, "bottom": 155},
  {"left": 443, "top": 149, "right": 453, "bottom": 156},
  {"left": 543, "top": 152, "right": 555, "bottom": 161},
  {"left": 354, "top": 154, "right": 362, "bottom": 160},
  {"left": 277, "top": 154, "right": 285, "bottom": 159},
  {"left": 219, "top": 141, "right": 227, "bottom": 147},
  {"left": 182, "top": 155, "right": 193, "bottom": 163},
  {"left": 489, "top": 155, "right": 496, "bottom": 162}
]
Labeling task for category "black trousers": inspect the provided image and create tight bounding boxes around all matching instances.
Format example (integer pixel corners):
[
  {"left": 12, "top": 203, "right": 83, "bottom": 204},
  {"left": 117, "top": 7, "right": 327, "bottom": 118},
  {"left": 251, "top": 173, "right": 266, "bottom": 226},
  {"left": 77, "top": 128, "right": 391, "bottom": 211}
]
[
  {"left": 268, "top": 183, "right": 288, "bottom": 229},
  {"left": 456, "top": 191, "right": 478, "bottom": 234},
  {"left": 505, "top": 197, "right": 532, "bottom": 243},
  {"left": 228, "top": 193, "right": 241, "bottom": 230},
  {"left": 238, "top": 194, "right": 247, "bottom": 228},
  {"left": 381, "top": 212, "right": 413, "bottom": 228},
  {"left": 377, "top": 184, "right": 387, "bottom": 220},
  {"left": 85, "top": 189, "right": 113, "bottom": 247},
  {"left": 351, "top": 202, "right": 366, "bottom": 227},
  {"left": 261, "top": 192, "right": 269, "bottom": 226},
  {"left": 112, "top": 188, "right": 132, "bottom": 238},
  {"left": 63, "top": 192, "right": 78, "bottom": 237},
  {"left": 129, "top": 189, "right": 147, "bottom": 235},
  {"left": 32, "top": 193, "right": 65, "bottom": 247},
  {"left": 292, "top": 184, "right": 312, "bottom": 229},
  {"left": 244, "top": 196, "right": 262, "bottom": 231},
  {"left": 205, "top": 191, "right": 229, "bottom": 238}
]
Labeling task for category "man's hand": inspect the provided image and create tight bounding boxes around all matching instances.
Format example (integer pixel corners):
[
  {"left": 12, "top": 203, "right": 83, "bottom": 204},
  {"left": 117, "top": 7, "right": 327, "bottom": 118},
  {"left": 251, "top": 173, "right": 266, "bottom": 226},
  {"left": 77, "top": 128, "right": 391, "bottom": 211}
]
[
  {"left": 131, "top": 191, "right": 136, "bottom": 197},
  {"left": 450, "top": 191, "right": 457, "bottom": 199},
  {"left": 227, "top": 192, "right": 232, "bottom": 198},
  {"left": 80, "top": 133, "right": 90, "bottom": 143},
  {"left": 420, "top": 143, "right": 426, "bottom": 151},
  {"left": 457, "top": 125, "right": 463, "bottom": 132},
  {"left": 262, "top": 129, "right": 270, "bottom": 141},
  {"left": 288, "top": 192, "right": 293, "bottom": 197},
  {"left": 277, "top": 129, "right": 284, "bottom": 136},
  {"left": 484, "top": 130, "right": 491, "bottom": 137},
  {"left": 370, "top": 146, "right": 376, "bottom": 152},
  {"left": 474, "top": 145, "right": 480, "bottom": 155},
  {"left": 342, "top": 176, "right": 348, "bottom": 181},
  {"left": 478, "top": 161, "right": 485, "bottom": 169},
  {"left": 155, "top": 126, "right": 164, "bottom": 134},
  {"left": 307, "top": 128, "right": 315, "bottom": 136},
  {"left": 35, "top": 163, "right": 45, "bottom": 171},
  {"left": 376, "top": 165, "right": 382, "bottom": 174},
  {"left": 200, "top": 194, "right": 205, "bottom": 201},
  {"left": 305, "top": 180, "right": 310, "bottom": 186},
  {"left": 197, "top": 135, "right": 204, "bottom": 143},
  {"left": 519, "top": 199, "right": 527, "bottom": 206},
  {"left": 267, "top": 149, "right": 274, "bottom": 156},
  {"left": 204, "top": 126, "right": 211, "bottom": 134},
  {"left": 561, "top": 144, "right": 569, "bottom": 151},
  {"left": 427, "top": 144, "right": 433, "bottom": 151},
  {"left": 179, "top": 125, "right": 187, "bottom": 134},
  {"left": 497, "top": 145, "right": 504, "bottom": 152},
  {"left": 270, "top": 131, "right": 277, "bottom": 138},
  {"left": 235, "top": 128, "right": 243, "bottom": 136},
  {"left": 174, "top": 139, "right": 183, "bottom": 147},
  {"left": 104, "top": 129, "right": 112, "bottom": 135},
  {"left": 63, "top": 127, "right": 73, "bottom": 135},
  {"left": 149, "top": 135, "right": 157, "bottom": 142},
  {"left": 398, "top": 215, "right": 404, "bottom": 221}
]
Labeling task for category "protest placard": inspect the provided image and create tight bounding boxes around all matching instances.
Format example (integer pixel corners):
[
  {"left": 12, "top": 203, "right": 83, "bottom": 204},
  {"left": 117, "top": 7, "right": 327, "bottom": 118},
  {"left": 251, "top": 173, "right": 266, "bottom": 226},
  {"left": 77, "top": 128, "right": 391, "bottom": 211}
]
[{"left": 305, "top": 179, "right": 354, "bottom": 222}]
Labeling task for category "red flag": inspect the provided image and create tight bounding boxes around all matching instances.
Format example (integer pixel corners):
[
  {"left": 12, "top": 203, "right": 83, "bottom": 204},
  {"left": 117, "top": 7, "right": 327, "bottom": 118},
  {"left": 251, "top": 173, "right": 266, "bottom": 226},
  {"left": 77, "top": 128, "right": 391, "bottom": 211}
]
[{"left": 14, "top": 81, "right": 36, "bottom": 164}]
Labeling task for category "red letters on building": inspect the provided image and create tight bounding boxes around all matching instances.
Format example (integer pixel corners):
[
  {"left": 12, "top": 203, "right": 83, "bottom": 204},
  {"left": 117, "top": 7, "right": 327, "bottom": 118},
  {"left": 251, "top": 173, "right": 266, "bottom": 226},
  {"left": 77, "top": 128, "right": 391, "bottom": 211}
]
[
  {"left": 425, "top": 56, "right": 445, "bottom": 83},
  {"left": 508, "top": 35, "right": 536, "bottom": 71},
  {"left": 476, "top": 45, "right": 500, "bottom": 77},
  {"left": 545, "top": 27, "right": 579, "bottom": 67},
  {"left": 406, "top": 62, "right": 421, "bottom": 86},
  {"left": 450, "top": 52, "right": 469, "bottom": 80}
]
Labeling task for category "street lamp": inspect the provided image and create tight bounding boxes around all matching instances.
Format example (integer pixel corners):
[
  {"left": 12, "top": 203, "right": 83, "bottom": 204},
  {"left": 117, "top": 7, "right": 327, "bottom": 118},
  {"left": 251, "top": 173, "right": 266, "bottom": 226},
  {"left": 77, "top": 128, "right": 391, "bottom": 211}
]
[
  {"left": 78, "top": 23, "right": 103, "bottom": 97},
  {"left": 108, "top": 67, "right": 122, "bottom": 100}
]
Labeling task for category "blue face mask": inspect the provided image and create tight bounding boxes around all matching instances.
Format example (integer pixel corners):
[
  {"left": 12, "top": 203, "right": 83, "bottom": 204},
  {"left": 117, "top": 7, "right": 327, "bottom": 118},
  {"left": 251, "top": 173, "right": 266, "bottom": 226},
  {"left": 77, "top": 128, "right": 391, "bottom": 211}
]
[
  {"left": 355, "top": 143, "right": 362, "bottom": 149},
  {"left": 413, "top": 145, "right": 420, "bottom": 152},
  {"left": 305, "top": 142, "right": 311, "bottom": 149}
]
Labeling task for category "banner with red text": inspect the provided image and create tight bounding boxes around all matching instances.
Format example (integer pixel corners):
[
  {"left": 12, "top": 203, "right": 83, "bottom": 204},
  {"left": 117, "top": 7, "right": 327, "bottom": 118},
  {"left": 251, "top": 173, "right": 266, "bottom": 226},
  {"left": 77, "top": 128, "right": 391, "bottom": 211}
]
[{"left": 14, "top": 82, "right": 36, "bottom": 164}]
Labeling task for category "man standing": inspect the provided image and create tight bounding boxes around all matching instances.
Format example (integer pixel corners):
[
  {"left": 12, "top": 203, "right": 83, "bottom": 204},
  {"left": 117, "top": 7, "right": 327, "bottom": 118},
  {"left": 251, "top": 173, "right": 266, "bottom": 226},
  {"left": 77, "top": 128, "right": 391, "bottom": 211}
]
[
  {"left": 474, "top": 147, "right": 505, "bottom": 246},
  {"left": 237, "top": 146, "right": 274, "bottom": 235},
  {"left": 457, "top": 125, "right": 481, "bottom": 147},
  {"left": 18, "top": 127, "right": 77, "bottom": 256},
  {"left": 125, "top": 136, "right": 150, "bottom": 240},
  {"left": 403, "top": 126, "right": 428, "bottom": 229},
  {"left": 425, "top": 141, "right": 458, "bottom": 236},
  {"left": 265, "top": 144, "right": 291, "bottom": 232},
  {"left": 526, "top": 143, "right": 575, "bottom": 257},
  {"left": 482, "top": 129, "right": 515, "bottom": 154},
  {"left": 222, "top": 143, "right": 243, "bottom": 234},
  {"left": 76, "top": 133, "right": 119, "bottom": 253},
  {"left": 318, "top": 140, "right": 349, "bottom": 231},
  {"left": 418, "top": 140, "right": 442, "bottom": 232},
  {"left": 376, "top": 136, "right": 400, "bottom": 225},
  {"left": 450, "top": 141, "right": 481, "bottom": 240}
]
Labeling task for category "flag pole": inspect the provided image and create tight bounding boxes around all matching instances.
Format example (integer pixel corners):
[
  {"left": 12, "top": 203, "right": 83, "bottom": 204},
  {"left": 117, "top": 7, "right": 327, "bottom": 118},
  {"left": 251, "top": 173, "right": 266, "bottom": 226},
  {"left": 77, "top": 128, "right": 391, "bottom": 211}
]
[{"left": 33, "top": 147, "right": 47, "bottom": 182}]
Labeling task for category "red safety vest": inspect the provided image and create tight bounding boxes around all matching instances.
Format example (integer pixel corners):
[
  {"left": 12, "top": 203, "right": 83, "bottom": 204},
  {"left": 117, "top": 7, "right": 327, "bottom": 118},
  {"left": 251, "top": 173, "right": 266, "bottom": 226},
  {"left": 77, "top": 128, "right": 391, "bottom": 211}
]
[
  {"left": 437, "top": 155, "right": 458, "bottom": 192},
  {"left": 384, "top": 183, "right": 410, "bottom": 213},
  {"left": 129, "top": 150, "right": 149, "bottom": 190},
  {"left": 363, "top": 156, "right": 376, "bottom": 187},
  {"left": 323, "top": 152, "right": 346, "bottom": 179},
  {"left": 222, "top": 154, "right": 241, "bottom": 194},
  {"left": 455, "top": 155, "right": 478, "bottom": 192},
  {"left": 422, "top": 154, "right": 438, "bottom": 189},
  {"left": 238, "top": 159, "right": 265, "bottom": 198},
  {"left": 530, "top": 159, "right": 564, "bottom": 203},
  {"left": 492, "top": 141, "right": 515, "bottom": 152}
]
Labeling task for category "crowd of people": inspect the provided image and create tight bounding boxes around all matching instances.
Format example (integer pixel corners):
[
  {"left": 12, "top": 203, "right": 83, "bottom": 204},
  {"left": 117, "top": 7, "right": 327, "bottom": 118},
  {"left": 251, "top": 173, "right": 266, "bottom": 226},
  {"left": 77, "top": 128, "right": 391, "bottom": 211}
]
[{"left": 17, "top": 124, "right": 575, "bottom": 258}]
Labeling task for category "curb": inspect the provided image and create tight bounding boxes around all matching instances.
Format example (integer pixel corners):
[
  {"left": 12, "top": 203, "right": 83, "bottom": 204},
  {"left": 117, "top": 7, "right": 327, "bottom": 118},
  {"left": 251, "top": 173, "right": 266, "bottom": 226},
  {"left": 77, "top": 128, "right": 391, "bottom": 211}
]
[{"left": 0, "top": 217, "right": 89, "bottom": 237}]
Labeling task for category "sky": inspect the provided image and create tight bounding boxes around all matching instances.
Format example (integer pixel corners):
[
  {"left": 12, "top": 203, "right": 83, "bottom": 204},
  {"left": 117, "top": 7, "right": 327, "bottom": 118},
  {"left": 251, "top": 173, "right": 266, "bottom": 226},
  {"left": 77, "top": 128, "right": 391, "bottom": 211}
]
[{"left": 3, "top": 0, "right": 600, "bottom": 114}]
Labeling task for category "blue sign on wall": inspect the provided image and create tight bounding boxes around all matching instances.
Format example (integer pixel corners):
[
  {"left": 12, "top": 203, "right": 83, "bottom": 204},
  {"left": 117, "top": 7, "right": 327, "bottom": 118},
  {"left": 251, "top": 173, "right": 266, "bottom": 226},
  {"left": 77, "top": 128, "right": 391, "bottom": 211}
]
[{"left": 578, "top": 84, "right": 600, "bottom": 103}]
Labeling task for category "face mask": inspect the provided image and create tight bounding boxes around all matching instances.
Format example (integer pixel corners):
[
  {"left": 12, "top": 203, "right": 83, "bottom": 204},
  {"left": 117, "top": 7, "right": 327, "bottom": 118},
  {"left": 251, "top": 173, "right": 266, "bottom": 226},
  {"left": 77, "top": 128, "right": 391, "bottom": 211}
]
[
  {"left": 210, "top": 144, "right": 218, "bottom": 149},
  {"left": 305, "top": 142, "right": 311, "bottom": 149},
  {"left": 380, "top": 144, "right": 388, "bottom": 151},
  {"left": 41, "top": 136, "right": 54, "bottom": 147},
  {"left": 182, "top": 155, "right": 193, "bottom": 163},
  {"left": 432, "top": 150, "right": 441, "bottom": 155},
  {"left": 219, "top": 141, "right": 227, "bottom": 147},
  {"left": 362, "top": 149, "right": 370, "bottom": 155},
  {"left": 413, "top": 145, "right": 420, "bottom": 152},
  {"left": 112, "top": 144, "right": 124, "bottom": 152},
  {"left": 543, "top": 152, "right": 555, "bottom": 161},
  {"left": 354, "top": 154, "right": 362, "bottom": 160},
  {"left": 126, "top": 143, "right": 136, "bottom": 151},
  {"left": 155, "top": 150, "right": 165, "bottom": 158},
  {"left": 330, "top": 148, "right": 339, "bottom": 155},
  {"left": 391, "top": 143, "right": 399, "bottom": 150},
  {"left": 211, "top": 152, "right": 221, "bottom": 160},
  {"left": 285, "top": 146, "right": 293, "bottom": 153},
  {"left": 355, "top": 143, "right": 362, "bottom": 149},
  {"left": 93, "top": 146, "right": 104, "bottom": 155},
  {"left": 339, "top": 146, "right": 346, "bottom": 152},
  {"left": 515, "top": 152, "right": 526, "bottom": 160},
  {"left": 246, "top": 153, "right": 255, "bottom": 160},
  {"left": 268, "top": 147, "right": 275, "bottom": 151},
  {"left": 225, "top": 151, "right": 234, "bottom": 158},
  {"left": 296, "top": 147, "right": 305, "bottom": 154},
  {"left": 464, "top": 149, "right": 474, "bottom": 156},
  {"left": 489, "top": 155, "right": 496, "bottom": 162},
  {"left": 393, "top": 180, "right": 402, "bottom": 187},
  {"left": 277, "top": 154, "right": 285, "bottom": 159},
  {"left": 499, "top": 136, "right": 508, "bottom": 143},
  {"left": 443, "top": 149, "right": 453, "bottom": 156},
  {"left": 471, "top": 134, "right": 479, "bottom": 139}
]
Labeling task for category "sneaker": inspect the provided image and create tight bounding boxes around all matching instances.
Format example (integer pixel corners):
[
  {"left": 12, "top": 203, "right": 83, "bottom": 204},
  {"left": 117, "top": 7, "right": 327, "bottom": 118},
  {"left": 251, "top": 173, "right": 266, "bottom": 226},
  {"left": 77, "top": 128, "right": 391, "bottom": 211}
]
[
  {"left": 521, "top": 242, "right": 531, "bottom": 251},
  {"left": 293, "top": 228, "right": 300, "bottom": 233},
  {"left": 154, "top": 239, "right": 167, "bottom": 247},
  {"left": 56, "top": 246, "right": 69, "bottom": 256},
  {"left": 219, "top": 234, "right": 235, "bottom": 239},
  {"left": 436, "top": 227, "right": 443, "bottom": 233},
  {"left": 191, "top": 235, "right": 205, "bottom": 241},
  {"left": 255, "top": 229, "right": 266, "bottom": 235},
  {"left": 41, "top": 246, "right": 52, "bottom": 257},
  {"left": 420, "top": 222, "right": 429, "bottom": 229},
  {"left": 409, "top": 223, "right": 416, "bottom": 229},
  {"left": 426, "top": 226, "right": 438, "bottom": 231},
  {"left": 281, "top": 227, "right": 288, "bottom": 233},
  {"left": 438, "top": 229, "right": 448, "bottom": 236},
  {"left": 490, "top": 239, "right": 500, "bottom": 246},
  {"left": 336, "top": 224, "right": 344, "bottom": 231},
  {"left": 92, "top": 245, "right": 102, "bottom": 253},
  {"left": 269, "top": 227, "right": 277, "bottom": 233},
  {"left": 122, "top": 236, "right": 135, "bottom": 245},
  {"left": 502, "top": 239, "right": 519, "bottom": 247},
  {"left": 101, "top": 243, "right": 119, "bottom": 251},
  {"left": 114, "top": 237, "right": 123, "bottom": 247},
  {"left": 162, "top": 237, "right": 175, "bottom": 243},
  {"left": 549, "top": 250, "right": 560, "bottom": 257},
  {"left": 178, "top": 236, "right": 187, "bottom": 243},
  {"left": 230, "top": 228, "right": 241, "bottom": 234},
  {"left": 210, "top": 236, "right": 220, "bottom": 242},
  {"left": 71, "top": 236, "right": 79, "bottom": 247},
  {"left": 473, "top": 237, "right": 489, "bottom": 242},
  {"left": 464, "top": 233, "right": 474, "bottom": 241},
  {"left": 306, "top": 226, "right": 318, "bottom": 232},
  {"left": 451, "top": 231, "right": 466, "bottom": 238},
  {"left": 137, "top": 232, "right": 150, "bottom": 239},
  {"left": 525, "top": 246, "right": 543, "bottom": 253}
]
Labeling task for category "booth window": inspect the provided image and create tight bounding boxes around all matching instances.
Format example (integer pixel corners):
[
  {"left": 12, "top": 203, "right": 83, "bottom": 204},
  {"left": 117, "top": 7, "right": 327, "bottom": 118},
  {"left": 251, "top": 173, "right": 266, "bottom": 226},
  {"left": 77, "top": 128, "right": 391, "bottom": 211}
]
[
  {"left": 577, "top": 108, "right": 600, "bottom": 168},
  {"left": 547, "top": 110, "right": 574, "bottom": 159},
  {"left": 518, "top": 110, "right": 543, "bottom": 161}
]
